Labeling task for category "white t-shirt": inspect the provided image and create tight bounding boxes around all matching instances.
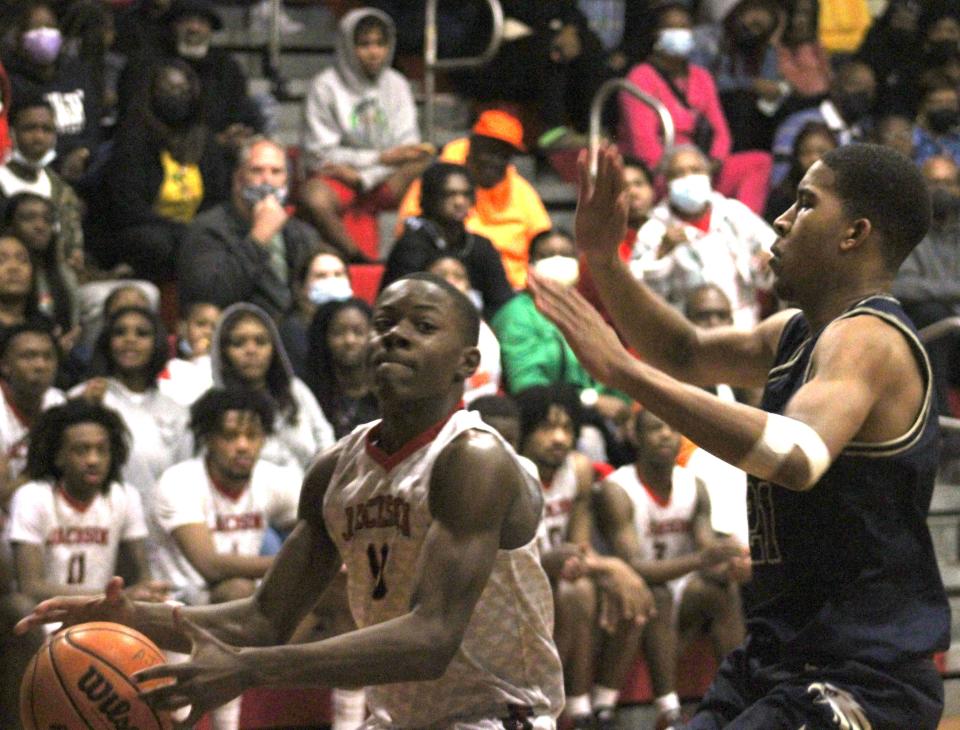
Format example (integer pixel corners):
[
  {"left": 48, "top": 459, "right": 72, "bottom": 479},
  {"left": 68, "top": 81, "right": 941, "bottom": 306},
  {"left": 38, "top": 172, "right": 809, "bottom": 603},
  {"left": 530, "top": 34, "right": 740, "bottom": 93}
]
[
  {"left": 262, "top": 378, "right": 335, "bottom": 470},
  {"left": 0, "top": 386, "right": 65, "bottom": 482},
  {"left": 69, "top": 379, "right": 191, "bottom": 502},
  {"left": 0, "top": 164, "right": 53, "bottom": 199},
  {"left": 148, "top": 457, "right": 301, "bottom": 602},
  {"left": 7, "top": 479, "right": 148, "bottom": 592},
  {"left": 158, "top": 355, "right": 214, "bottom": 407},
  {"left": 536, "top": 453, "right": 580, "bottom": 554}
]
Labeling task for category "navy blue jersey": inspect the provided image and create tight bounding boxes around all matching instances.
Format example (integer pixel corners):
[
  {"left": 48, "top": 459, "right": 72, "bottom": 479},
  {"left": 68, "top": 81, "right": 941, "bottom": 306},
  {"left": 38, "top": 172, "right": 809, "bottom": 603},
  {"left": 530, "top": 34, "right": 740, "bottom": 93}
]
[{"left": 744, "top": 295, "right": 950, "bottom": 665}]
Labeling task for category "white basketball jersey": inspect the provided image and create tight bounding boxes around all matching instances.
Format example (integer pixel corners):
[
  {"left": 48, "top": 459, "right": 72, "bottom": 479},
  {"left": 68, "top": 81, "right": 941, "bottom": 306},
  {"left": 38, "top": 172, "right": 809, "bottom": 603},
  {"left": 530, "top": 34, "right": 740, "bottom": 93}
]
[
  {"left": 0, "top": 386, "right": 64, "bottom": 481},
  {"left": 149, "top": 458, "right": 301, "bottom": 600},
  {"left": 607, "top": 464, "right": 698, "bottom": 561},
  {"left": 536, "top": 453, "right": 579, "bottom": 553},
  {"left": 324, "top": 409, "right": 564, "bottom": 728},
  {"left": 7, "top": 480, "right": 148, "bottom": 591}
]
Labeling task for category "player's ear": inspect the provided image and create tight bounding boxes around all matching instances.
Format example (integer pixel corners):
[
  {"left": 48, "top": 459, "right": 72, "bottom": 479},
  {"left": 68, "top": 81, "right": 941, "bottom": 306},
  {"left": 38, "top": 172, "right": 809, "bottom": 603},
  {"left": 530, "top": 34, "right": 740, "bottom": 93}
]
[
  {"left": 840, "top": 217, "right": 872, "bottom": 251},
  {"left": 455, "top": 346, "right": 481, "bottom": 381}
]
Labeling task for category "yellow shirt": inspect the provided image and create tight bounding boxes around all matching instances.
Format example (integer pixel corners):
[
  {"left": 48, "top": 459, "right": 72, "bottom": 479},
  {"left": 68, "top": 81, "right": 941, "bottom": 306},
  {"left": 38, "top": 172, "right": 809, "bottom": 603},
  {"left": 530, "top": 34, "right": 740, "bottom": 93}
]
[
  {"left": 397, "top": 138, "right": 551, "bottom": 289},
  {"left": 818, "top": 0, "right": 871, "bottom": 54},
  {"left": 154, "top": 150, "right": 204, "bottom": 223}
]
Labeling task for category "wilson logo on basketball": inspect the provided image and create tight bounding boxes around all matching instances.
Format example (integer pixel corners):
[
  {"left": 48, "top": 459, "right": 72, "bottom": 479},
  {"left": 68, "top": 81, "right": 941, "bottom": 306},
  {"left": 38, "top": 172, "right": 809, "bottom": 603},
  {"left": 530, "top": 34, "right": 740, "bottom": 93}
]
[{"left": 77, "top": 665, "right": 137, "bottom": 730}]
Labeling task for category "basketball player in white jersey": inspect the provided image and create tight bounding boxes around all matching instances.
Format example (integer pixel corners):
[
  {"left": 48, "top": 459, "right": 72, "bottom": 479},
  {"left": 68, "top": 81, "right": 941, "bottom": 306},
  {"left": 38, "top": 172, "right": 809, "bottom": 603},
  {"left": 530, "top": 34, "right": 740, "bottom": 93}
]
[
  {"left": 0, "top": 325, "right": 64, "bottom": 511},
  {"left": 17, "top": 274, "right": 566, "bottom": 729},
  {"left": 599, "top": 408, "right": 748, "bottom": 729},
  {"left": 516, "top": 384, "right": 652, "bottom": 729},
  {"left": 7, "top": 400, "right": 169, "bottom": 602}
]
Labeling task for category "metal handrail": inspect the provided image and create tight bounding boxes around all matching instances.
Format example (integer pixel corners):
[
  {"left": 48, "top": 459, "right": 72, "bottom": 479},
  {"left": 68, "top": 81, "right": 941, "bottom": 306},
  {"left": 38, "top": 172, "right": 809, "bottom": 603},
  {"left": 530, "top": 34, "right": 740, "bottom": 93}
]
[
  {"left": 267, "top": 0, "right": 282, "bottom": 87},
  {"left": 589, "top": 78, "right": 674, "bottom": 177},
  {"left": 424, "top": 0, "right": 505, "bottom": 144}
]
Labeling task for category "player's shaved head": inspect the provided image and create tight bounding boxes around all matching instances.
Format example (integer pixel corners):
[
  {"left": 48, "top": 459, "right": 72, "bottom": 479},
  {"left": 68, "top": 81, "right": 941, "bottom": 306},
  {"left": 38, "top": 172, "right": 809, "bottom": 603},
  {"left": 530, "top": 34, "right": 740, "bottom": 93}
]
[{"left": 384, "top": 272, "right": 480, "bottom": 347}]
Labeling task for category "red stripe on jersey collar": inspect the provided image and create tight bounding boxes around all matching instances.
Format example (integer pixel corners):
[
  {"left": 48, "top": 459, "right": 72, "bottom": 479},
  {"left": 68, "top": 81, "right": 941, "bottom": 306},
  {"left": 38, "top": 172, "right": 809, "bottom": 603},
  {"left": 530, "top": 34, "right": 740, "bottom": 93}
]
[
  {"left": 365, "top": 402, "right": 464, "bottom": 472},
  {"left": 56, "top": 482, "right": 96, "bottom": 513},
  {"left": 635, "top": 464, "right": 671, "bottom": 508},
  {"left": 206, "top": 459, "right": 250, "bottom": 502}
]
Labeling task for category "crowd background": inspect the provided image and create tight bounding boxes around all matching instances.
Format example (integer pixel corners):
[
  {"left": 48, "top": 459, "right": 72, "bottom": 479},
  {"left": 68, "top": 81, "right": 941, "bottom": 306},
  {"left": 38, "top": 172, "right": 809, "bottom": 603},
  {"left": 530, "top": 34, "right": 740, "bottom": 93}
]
[{"left": 2, "top": 0, "right": 960, "bottom": 729}]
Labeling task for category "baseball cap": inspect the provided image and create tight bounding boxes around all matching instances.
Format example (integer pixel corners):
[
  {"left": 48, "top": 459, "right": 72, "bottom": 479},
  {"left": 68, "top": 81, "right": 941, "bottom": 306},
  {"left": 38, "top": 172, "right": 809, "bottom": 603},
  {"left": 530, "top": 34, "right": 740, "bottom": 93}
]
[
  {"left": 472, "top": 110, "right": 526, "bottom": 152},
  {"left": 168, "top": 0, "right": 224, "bottom": 31}
]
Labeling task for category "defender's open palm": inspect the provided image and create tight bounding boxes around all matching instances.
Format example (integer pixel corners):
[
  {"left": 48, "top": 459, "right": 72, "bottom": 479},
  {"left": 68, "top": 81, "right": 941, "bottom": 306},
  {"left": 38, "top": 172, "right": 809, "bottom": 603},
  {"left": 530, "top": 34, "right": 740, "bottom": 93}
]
[
  {"left": 14, "top": 576, "right": 136, "bottom": 634},
  {"left": 575, "top": 144, "right": 629, "bottom": 260},
  {"left": 136, "top": 611, "right": 250, "bottom": 729}
]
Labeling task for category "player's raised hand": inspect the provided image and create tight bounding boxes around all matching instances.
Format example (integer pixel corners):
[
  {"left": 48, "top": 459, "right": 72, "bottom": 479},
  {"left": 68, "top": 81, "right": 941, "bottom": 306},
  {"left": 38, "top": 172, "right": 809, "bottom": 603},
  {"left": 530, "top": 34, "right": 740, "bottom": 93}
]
[
  {"left": 136, "top": 609, "right": 251, "bottom": 728},
  {"left": 529, "top": 271, "right": 632, "bottom": 389},
  {"left": 13, "top": 576, "right": 136, "bottom": 634},
  {"left": 575, "top": 143, "right": 629, "bottom": 262}
]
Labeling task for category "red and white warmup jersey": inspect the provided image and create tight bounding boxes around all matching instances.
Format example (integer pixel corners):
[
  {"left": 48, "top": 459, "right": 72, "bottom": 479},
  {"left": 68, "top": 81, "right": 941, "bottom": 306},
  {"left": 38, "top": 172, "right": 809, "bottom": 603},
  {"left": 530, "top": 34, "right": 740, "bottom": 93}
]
[
  {"left": 536, "top": 453, "right": 579, "bottom": 554},
  {"left": 148, "top": 457, "right": 301, "bottom": 603},
  {"left": 7, "top": 480, "right": 148, "bottom": 591},
  {"left": 324, "top": 409, "right": 564, "bottom": 728},
  {"left": 0, "top": 386, "right": 64, "bottom": 482},
  {"left": 605, "top": 463, "right": 698, "bottom": 562}
]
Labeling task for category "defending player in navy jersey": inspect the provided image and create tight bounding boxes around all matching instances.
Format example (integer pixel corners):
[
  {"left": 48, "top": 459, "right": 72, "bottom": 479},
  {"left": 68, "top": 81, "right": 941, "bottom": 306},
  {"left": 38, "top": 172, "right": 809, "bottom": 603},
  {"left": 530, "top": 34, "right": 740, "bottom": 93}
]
[
  {"left": 529, "top": 143, "right": 950, "bottom": 729},
  {"left": 17, "top": 273, "right": 567, "bottom": 728}
]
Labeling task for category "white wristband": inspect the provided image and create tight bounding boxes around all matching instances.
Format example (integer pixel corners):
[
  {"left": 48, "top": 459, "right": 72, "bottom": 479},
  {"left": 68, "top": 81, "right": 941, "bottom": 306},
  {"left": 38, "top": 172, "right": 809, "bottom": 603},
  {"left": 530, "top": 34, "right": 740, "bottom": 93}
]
[{"left": 738, "top": 413, "right": 831, "bottom": 488}]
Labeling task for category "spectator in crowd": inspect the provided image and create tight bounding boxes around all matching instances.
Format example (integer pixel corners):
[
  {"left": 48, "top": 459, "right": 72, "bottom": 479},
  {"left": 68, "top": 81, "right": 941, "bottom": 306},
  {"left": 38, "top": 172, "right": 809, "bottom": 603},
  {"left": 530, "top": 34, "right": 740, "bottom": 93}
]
[
  {"left": 681, "top": 284, "right": 752, "bottom": 542},
  {"left": 691, "top": 0, "right": 791, "bottom": 154},
  {"left": 397, "top": 110, "right": 551, "bottom": 290},
  {"left": 148, "top": 387, "right": 302, "bottom": 730},
  {"left": 0, "top": 324, "right": 63, "bottom": 511},
  {"left": 452, "top": 2, "right": 608, "bottom": 150},
  {"left": 893, "top": 154, "right": 960, "bottom": 417},
  {"left": 770, "top": 59, "right": 876, "bottom": 187},
  {"left": 515, "top": 384, "right": 649, "bottom": 729},
  {"left": 159, "top": 301, "right": 220, "bottom": 407},
  {"left": 0, "top": 545, "right": 44, "bottom": 730},
  {"left": 468, "top": 392, "right": 523, "bottom": 451},
  {"left": 874, "top": 113, "right": 916, "bottom": 160},
  {"left": 856, "top": 0, "right": 924, "bottom": 116},
  {"left": 630, "top": 145, "right": 776, "bottom": 327},
  {"left": 493, "top": 228, "right": 629, "bottom": 428},
  {"left": 763, "top": 121, "right": 837, "bottom": 224},
  {"left": 75, "top": 281, "right": 159, "bottom": 367},
  {"left": 178, "top": 137, "right": 323, "bottom": 319},
  {"left": 211, "top": 302, "right": 334, "bottom": 470},
  {"left": 598, "top": 408, "right": 748, "bottom": 730},
  {"left": 3, "top": 2, "right": 102, "bottom": 184},
  {"left": 117, "top": 0, "right": 261, "bottom": 146},
  {"left": 7, "top": 400, "right": 169, "bottom": 602},
  {"left": 381, "top": 162, "right": 514, "bottom": 319},
  {"left": 280, "top": 247, "right": 351, "bottom": 381},
  {"left": 2, "top": 193, "right": 79, "bottom": 346},
  {"left": 578, "top": 155, "right": 656, "bottom": 324},
  {"left": 112, "top": 0, "right": 174, "bottom": 61},
  {"left": 775, "top": 0, "right": 830, "bottom": 102},
  {"left": 578, "top": 0, "right": 652, "bottom": 75},
  {"left": 426, "top": 256, "right": 501, "bottom": 404},
  {"left": 305, "top": 297, "right": 377, "bottom": 440},
  {"left": 93, "top": 58, "right": 231, "bottom": 281},
  {"left": 912, "top": 71, "right": 960, "bottom": 167},
  {"left": 73, "top": 306, "right": 190, "bottom": 499},
  {"left": 0, "top": 235, "right": 54, "bottom": 340},
  {"left": 619, "top": 1, "right": 772, "bottom": 214},
  {"left": 0, "top": 97, "right": 84, "bottom": 272},
  {"left": 299, "top": 8, "right": 433, "bottom": 263}
]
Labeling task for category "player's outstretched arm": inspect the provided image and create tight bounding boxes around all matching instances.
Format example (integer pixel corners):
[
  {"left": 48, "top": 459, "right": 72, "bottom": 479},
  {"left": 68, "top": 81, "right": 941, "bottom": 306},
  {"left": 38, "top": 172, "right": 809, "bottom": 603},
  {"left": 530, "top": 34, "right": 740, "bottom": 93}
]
[
  {"left": 134, "top": 431, "right": 531, "bottom": 721},
  {"left": 569, "top": 144, "right": 788, "bottom": 388}
]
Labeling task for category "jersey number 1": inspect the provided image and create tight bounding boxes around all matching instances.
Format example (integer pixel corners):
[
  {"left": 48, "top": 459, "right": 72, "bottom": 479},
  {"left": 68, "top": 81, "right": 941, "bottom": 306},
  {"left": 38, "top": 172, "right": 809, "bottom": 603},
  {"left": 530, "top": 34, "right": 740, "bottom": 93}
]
[{"left": 367, "top": 543, "right": 390, "bottom": 600}]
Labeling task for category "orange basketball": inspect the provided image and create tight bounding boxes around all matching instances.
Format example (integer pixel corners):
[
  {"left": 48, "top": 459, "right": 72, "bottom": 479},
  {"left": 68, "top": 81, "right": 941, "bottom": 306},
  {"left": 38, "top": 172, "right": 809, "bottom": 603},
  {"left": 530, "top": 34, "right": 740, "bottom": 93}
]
[{"left": 20, "top": 621, "right": 173, "bottom": 730}]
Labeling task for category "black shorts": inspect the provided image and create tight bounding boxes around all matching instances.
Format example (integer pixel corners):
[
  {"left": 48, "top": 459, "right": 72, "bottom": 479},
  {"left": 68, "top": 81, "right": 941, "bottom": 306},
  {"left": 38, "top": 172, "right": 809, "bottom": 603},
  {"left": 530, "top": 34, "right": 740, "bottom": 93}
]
[{"left": 685, "top": 646, "right": 944, "bottom": 730}]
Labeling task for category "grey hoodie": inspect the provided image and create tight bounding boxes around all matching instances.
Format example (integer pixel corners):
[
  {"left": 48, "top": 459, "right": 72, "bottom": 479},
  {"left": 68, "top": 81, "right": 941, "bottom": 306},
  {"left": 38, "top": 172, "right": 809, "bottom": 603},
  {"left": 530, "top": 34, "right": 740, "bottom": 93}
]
[
  {"left": 301, "top": 8, "right": 421, "bottom": 191},
  {"left": 211, "top": 303, "right": 335, "bottom": 470}
]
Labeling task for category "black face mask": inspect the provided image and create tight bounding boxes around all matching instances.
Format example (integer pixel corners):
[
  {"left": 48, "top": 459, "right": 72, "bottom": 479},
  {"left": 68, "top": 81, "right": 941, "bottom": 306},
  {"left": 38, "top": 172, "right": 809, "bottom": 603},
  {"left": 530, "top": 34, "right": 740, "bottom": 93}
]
[
  {"left": 930, "top": 187, "right": 960, "bottom": 222},
  {"left": 926, "top": 39, "right": 960, "bottom": 64},
  {"left": 834, "top": 91, "right": 874, "bottom": 123},
  {"left": 732, "top": 21, "right": 770, "bottom": 50},
  {"left": 927, "top": 107, "right": 960, "bottom": 134},
  {"left": 153, "top": 94, "right": 194, "bottom": 125}
]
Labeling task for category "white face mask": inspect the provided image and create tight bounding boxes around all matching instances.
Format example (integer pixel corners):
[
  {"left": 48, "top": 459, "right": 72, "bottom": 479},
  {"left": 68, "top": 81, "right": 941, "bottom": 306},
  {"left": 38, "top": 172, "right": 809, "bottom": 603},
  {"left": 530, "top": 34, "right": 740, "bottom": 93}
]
[
  {"left": 668, "top": 173, "right": 712, "bottom": 214},
  {"left": 308, "top": 275, "right": 353, "bottom": 306},
  {"left": 10, "top": 147, "right": 56, "bottom": 170},
  {"left": 656, "top": 28, "right": 695, "bottom": 58},
  {"left": 532, "top": 255, "right": 580, "bottom": 287},
  {"left": 176, "top": 37, "right": 210, "bottom": 60}
]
